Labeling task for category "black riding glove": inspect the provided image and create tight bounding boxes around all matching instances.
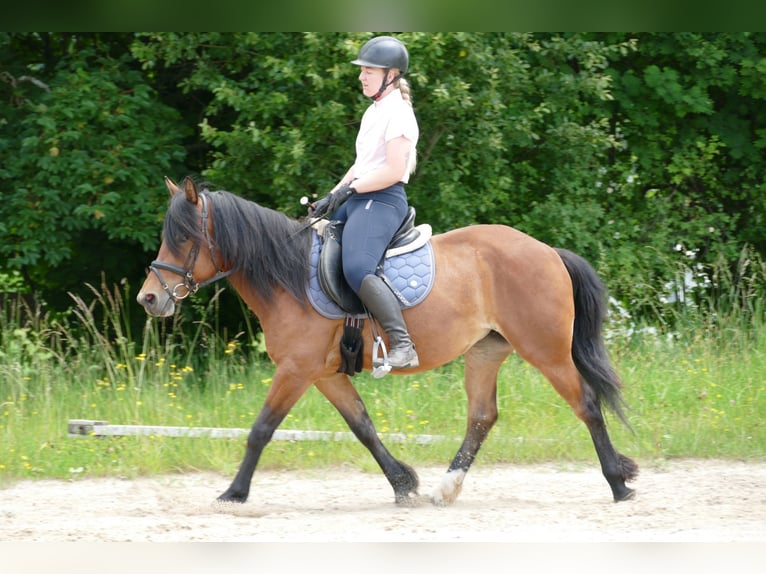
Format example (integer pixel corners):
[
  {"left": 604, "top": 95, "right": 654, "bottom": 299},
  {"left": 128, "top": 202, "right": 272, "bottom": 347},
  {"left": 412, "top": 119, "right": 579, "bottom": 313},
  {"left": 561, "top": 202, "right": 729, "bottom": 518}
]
[{"left": 309, "top": 182, "right": 356, "bottom": 218}]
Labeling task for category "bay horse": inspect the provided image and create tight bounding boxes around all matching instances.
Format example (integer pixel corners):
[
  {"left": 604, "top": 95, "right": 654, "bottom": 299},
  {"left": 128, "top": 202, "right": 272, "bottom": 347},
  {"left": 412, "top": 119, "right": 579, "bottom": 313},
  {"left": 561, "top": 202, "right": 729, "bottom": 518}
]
[{"left": 137, "top": 176, "right": 638, "bottom": 505}]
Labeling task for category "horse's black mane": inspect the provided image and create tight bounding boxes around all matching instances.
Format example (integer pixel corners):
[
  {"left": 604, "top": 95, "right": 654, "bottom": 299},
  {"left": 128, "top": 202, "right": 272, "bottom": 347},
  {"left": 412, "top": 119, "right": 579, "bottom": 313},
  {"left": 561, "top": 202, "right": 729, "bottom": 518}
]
[{"left": 163, "top": 188, "right": 313, "bottom": 304}]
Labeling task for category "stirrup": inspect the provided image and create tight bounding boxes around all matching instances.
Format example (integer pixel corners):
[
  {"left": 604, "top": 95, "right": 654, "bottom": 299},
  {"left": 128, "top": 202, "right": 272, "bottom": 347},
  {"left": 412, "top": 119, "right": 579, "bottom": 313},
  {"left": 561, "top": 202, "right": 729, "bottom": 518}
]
[{"left": 371, "top": 335, "right": 392, "bottom": 379}]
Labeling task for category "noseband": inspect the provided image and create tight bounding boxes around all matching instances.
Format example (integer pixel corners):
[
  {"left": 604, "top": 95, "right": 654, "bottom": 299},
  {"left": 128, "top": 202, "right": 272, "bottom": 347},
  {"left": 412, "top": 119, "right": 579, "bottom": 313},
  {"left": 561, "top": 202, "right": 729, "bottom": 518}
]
[{"left": 148, "top": 193, "right": 233, "bottom": 301}]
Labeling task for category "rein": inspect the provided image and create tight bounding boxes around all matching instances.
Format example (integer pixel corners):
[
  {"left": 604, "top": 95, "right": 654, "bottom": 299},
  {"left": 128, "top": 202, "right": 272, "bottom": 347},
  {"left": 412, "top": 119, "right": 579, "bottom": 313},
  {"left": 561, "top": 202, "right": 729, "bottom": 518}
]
[{"left": 148, "top": 193, "right": 234, "bottom": 301}]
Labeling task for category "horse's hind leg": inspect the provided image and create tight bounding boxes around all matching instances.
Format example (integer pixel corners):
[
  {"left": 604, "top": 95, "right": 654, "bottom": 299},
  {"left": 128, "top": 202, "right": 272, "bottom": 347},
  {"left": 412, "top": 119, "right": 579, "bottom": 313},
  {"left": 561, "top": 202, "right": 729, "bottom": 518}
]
[
  {"left": 315, "top": 373, "right": 420, "bottom": 504},
  {"left": 578, "top": 381, "right": 637, "bottom": 501},
  {"left": 432, "top": 331, "right": 510, "bottom": 506},
  {"left": 537, "top": 359, "right": 637, "bottom": 502}
]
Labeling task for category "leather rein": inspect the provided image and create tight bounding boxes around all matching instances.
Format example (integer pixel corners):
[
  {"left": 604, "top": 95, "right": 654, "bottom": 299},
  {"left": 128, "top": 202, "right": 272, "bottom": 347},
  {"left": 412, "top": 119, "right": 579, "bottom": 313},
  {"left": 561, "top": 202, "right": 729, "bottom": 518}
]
[{"left": 147, "top": 192, "right": 233, "bottom": 301}]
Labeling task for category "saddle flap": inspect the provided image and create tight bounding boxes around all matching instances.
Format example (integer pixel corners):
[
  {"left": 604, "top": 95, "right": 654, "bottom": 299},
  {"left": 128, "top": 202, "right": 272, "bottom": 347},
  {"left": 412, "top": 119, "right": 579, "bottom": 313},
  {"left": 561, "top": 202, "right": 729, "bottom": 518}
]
[{"left": 318, "top": 221, "right": 366, "bottom": 315}]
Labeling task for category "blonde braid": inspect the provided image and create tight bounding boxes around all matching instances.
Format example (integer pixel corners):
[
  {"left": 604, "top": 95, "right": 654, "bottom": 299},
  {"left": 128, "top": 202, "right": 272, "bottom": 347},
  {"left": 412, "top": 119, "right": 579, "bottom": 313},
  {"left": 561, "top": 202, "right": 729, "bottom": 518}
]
[{"left": 397, "top": 77, "right": 413, "bottom": 107}]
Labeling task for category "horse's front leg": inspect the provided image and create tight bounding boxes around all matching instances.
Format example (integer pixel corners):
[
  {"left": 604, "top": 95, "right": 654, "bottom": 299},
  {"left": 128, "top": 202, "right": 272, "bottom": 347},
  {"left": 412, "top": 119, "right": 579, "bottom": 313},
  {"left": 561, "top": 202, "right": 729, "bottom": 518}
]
[
  {"left": 315, "top": 373, "right": 420, "bottom": 504},
  {"left": 218, "top": 372, "right": 312, "bottom": 503}
]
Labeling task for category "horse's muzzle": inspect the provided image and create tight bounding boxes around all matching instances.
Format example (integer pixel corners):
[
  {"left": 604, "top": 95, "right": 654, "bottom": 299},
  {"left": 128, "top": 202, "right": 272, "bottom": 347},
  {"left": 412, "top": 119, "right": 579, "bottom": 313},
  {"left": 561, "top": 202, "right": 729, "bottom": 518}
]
[{"left": 136, "top": 289, "right": 175, "bottom": 317}]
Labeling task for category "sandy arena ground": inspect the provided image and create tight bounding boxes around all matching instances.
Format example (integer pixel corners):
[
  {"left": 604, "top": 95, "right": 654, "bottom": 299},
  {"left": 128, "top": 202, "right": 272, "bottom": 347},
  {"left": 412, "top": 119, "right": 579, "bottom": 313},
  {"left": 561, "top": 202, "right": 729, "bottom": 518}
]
[{"left": 1, "top": 458, "right": 764, "bottom": 543}]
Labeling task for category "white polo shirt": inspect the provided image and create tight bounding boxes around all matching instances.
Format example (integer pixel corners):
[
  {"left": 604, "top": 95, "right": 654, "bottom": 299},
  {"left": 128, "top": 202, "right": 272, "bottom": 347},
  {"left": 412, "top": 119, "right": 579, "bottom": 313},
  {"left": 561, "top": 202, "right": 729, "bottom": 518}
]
[{"left": 354, "top": 88, "right": 419, "bottom": 184}]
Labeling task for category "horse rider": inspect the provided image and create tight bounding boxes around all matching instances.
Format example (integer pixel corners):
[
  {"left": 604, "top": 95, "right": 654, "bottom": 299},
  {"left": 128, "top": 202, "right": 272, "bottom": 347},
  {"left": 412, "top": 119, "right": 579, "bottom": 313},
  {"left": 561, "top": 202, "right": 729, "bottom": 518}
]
[{"left": 309, "top": 35, "right": 420, "bottom": 369}]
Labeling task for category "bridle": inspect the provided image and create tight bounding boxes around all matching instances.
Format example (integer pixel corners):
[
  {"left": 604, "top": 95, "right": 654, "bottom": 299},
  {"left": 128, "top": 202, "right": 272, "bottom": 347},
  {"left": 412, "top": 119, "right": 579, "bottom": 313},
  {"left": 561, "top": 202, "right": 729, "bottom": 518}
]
[{"left": 147, "top": 192, "right": 233, "bottom": 302}]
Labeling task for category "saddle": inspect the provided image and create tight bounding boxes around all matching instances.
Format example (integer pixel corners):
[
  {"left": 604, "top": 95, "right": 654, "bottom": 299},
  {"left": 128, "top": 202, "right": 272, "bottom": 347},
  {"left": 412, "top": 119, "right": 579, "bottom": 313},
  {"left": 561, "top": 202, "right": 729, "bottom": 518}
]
[
  {"left": 317, "top": 206, "right": 431, "bottom": 315},
  {"left": 310, "top": 207, "right": 432, "bottom": 377}
]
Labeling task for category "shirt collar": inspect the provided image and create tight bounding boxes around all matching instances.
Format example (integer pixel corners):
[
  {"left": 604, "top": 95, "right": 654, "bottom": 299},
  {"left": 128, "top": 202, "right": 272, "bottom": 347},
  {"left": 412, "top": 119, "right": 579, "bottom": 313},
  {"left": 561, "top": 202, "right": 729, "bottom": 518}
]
[{"left": 374, "top": 88, "right": 402, "bottom": 107}]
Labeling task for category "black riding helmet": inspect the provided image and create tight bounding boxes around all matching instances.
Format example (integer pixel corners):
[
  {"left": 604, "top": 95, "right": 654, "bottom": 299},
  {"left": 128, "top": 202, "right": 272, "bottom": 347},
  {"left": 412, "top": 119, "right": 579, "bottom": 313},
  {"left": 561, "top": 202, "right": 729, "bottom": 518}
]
[{"left": 352, "top": 36, "right": 409, "bottom": 100}]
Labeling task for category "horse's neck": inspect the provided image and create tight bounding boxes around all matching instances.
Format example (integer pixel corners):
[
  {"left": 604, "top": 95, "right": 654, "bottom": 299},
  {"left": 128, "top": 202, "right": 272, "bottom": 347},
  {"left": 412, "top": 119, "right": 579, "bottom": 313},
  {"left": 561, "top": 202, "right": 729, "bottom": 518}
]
[
  {"left": 227, "top": 274, "right": 270, "bottom": 317},
  {"left": 227, "top": 274, "right": 305, "bottom": 326}
]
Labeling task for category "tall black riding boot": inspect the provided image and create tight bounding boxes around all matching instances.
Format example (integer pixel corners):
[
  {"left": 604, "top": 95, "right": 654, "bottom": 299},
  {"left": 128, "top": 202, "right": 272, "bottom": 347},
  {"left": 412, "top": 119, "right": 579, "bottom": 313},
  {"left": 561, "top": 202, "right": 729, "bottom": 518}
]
[{"left": 357, "top": 275, "right": 419, "bottom": 369}]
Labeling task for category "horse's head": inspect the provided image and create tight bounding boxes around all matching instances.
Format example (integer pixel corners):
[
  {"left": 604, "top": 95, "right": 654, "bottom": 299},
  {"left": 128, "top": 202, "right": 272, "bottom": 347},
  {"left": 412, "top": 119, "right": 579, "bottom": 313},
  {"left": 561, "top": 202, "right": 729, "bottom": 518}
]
[{"left": 136, "top": 176, "right": 232, "bottom": 317}]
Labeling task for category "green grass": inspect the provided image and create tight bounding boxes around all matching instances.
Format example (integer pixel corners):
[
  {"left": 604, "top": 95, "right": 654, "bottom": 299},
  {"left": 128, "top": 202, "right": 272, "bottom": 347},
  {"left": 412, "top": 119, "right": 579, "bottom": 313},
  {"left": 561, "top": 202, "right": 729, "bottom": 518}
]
[{"left": 2, "top": 279, "right": 766, "bottom": 487}]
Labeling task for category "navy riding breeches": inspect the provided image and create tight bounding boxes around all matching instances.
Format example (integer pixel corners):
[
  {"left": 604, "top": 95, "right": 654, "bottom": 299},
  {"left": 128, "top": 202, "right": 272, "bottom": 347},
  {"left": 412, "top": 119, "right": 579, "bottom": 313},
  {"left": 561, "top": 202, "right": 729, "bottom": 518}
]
[{"left": 331, "top": 183, "right": 409, "bottom": 293}]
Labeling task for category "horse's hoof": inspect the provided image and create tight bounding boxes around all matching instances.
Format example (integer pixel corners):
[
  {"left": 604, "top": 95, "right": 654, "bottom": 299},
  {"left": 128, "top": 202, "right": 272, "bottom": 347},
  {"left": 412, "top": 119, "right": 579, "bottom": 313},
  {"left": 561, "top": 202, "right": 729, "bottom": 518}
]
[
  {"left": 614, "top": 487, "right": 636, "bottom": 502},
  {"left": 217, "top": 490, "right": 248, "bottom": 504},
  {"left": 395, "top": 492, "right": 423, "bottom": 507},
  {"left": 431, "top": 468, "right": 465, "bottom": 506}
]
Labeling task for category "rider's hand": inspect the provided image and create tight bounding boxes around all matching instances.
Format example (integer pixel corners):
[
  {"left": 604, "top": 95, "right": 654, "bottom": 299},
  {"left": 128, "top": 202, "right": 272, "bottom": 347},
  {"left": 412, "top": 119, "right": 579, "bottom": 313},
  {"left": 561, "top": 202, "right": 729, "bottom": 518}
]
[
  {"left": 308, "top": 194, "right": 333, "bottom": 218},
  {"left": 308, "top": 182, "right": 356, "bottom": 218}
]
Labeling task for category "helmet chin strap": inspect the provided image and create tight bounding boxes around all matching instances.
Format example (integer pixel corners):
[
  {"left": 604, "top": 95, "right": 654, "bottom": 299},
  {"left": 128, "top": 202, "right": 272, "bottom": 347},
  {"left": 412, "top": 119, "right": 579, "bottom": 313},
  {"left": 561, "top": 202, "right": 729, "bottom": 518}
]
[{"left": 371, "top": 68, "right": 402, "bottom": 100}]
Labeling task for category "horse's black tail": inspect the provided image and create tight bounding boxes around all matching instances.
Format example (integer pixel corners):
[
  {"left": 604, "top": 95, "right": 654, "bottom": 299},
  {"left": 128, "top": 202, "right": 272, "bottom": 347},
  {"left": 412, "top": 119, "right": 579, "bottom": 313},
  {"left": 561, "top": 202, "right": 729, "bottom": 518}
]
[{"left": 555, "top": 248, "right": 631, "bottom": 427}]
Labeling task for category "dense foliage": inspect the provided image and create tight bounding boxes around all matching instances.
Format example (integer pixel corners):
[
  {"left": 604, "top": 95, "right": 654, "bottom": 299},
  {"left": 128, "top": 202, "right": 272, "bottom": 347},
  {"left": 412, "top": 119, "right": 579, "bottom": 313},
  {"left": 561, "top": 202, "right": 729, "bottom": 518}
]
[{"left": 2, "top": 32, "right": 765, "bottom": 333}]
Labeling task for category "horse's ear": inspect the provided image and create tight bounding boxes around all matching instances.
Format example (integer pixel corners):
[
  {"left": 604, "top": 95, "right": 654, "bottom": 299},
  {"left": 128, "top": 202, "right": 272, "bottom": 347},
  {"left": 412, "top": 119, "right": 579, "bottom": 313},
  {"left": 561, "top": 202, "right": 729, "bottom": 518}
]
[
  {"left": 164, "top": 176, "right": 181, "bottom": 196},
  {"left": 183, "top": 176, "right": 199, "bottom": 204}
]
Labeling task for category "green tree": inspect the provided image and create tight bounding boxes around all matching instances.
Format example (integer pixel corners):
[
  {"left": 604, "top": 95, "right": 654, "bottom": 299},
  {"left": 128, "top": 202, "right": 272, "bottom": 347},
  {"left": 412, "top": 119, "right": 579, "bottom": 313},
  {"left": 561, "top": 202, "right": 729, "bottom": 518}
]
[
  {"left": 1, "top": 33, "right": 187, "bottom": 306},
  {"left": 590, "top": 32, "right": 766, "bottom": 312}
]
